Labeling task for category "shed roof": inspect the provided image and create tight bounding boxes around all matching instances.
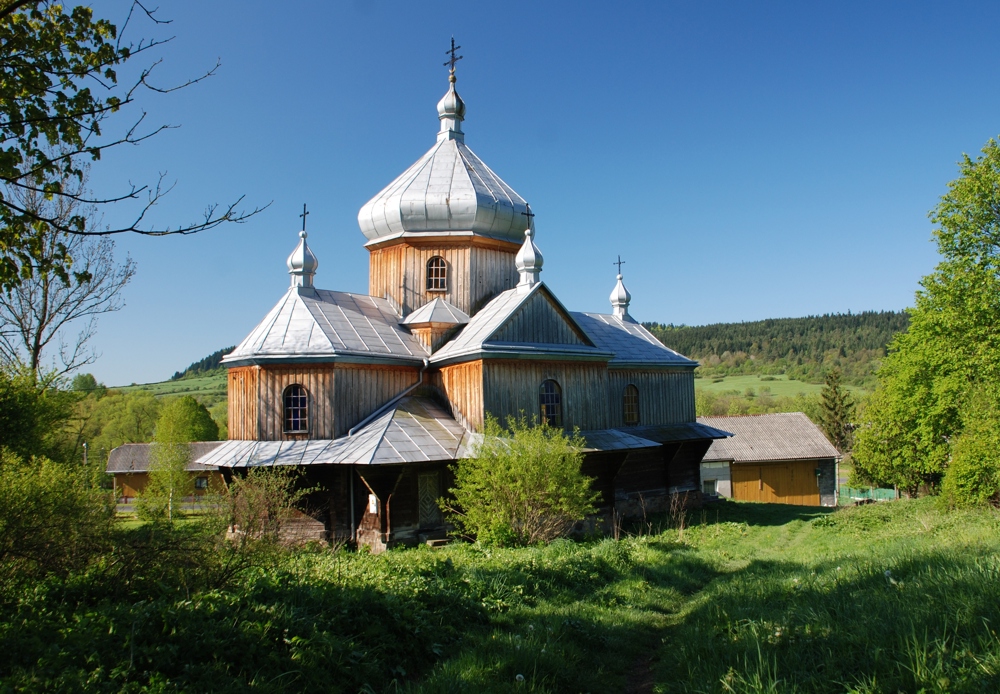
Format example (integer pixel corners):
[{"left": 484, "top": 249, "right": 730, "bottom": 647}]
[
  {"left": 223, "top": 287, "right": 427, "bottom": 365},
  {"left": 571, "top": 312, "right": 697, "bottom": 368},
  {"left": 106, "top": 442, "right": 223, "bottom": 474},
  {"left": 697, "top": 413, "right": 840, "bottom": 463}
]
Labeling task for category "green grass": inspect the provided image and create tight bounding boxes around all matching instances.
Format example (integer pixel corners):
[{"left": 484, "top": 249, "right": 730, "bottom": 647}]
[
  {"left": 116, "top": 370, "right": 227, "bottom": 399},
  {"left": 696, "top": 373, "right": 865, "bottom": 397},
  {"left": 3, "top": 499, "right": 999, "bottom": 692}
]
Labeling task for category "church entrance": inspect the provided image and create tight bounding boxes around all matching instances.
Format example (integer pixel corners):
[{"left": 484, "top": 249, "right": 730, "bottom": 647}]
[{"left": 418, "top": 472, "right": 443, "bottom": 528}]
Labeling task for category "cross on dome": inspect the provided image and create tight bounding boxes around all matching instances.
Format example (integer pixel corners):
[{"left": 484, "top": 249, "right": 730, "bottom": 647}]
[
  {"left": 299, "top": 203, "right": 309, "bottom": 232},
  {"left": 443, "top": 37, "right": 463, "bottom": 80},
  {"left": 613, "top": 255, "right": 625, "bottom": 273}
]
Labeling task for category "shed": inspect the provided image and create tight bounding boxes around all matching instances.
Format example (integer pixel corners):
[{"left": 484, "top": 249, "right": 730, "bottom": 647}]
[
  {"left": 107, "top": 442, "right": 225, "bottom": 502},
  {"left": 696, "top": 413, "right": 839, "bottom": 507}
]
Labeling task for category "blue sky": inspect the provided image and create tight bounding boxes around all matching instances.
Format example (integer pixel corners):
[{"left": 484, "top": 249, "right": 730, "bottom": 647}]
[{"left": 78, "top": 1, "right": 1000, "bottom": 385}]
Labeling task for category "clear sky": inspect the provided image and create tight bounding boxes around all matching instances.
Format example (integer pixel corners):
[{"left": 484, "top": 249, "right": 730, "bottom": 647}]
[{"left": 76, "top": 0, "right": 1000, "bottom": 386}]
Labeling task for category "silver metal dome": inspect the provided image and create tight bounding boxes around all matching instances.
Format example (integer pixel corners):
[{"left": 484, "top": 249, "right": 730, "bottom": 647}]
[{"left": 357, "top": 75, "right": 530, "bottom": 244}]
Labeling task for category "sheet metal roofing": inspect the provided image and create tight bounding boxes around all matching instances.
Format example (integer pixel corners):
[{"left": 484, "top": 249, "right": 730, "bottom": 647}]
[
  {"left": 196, "top": 397, "right": 471, "bottom": 467},
  {"left": 620, "top": 421, "right": 732, "bottom": 444},
  {"left": 401, "top": 298, "right": 470, "bottom": 326},
  {"left": 571, "top": 312, "right": 697, "bottom": 368},
  {"left": 698, "top": 413, "right": 840, "bottom": 463},
  {"left": 223, "top": 287, "right": 427, "bottom": 365},
  {"left": 106, "top": 442, "right": 223, "bottom": 474},
  {"left": 357, "top": 135, "right": 530, "bottom": 244}
]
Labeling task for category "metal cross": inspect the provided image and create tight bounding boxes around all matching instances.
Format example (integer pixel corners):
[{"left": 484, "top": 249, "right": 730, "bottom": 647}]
[
  {"left": 444, "top": 37, "right": 463, "bottom": 72},
  {"left": 613, "top": 255, "right": 626, "bottom": 273},
  {"left": 521, "top": 204, "right": 535, "bottom": 222},
  {"left": 299, "top": 203, "right": 309, "bottom": 232}
]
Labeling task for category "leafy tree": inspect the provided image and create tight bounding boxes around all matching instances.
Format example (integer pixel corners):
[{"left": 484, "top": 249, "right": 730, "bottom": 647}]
[
  {"left": 818, "top": 369, "right": 854, "bottom": 452},
  {"left": 854, "top": 137, "right": 1000, "bottom": 497},
  {"left": 444, "top": 415, "right": 600, "bottom": 546},
  {"left": 0, "top": 362, "right": 72, "bottom": 459},
  {"left": 155, "top": 395, "right": 218, "bottom": 443},
  {"left": 941, "top": 389, "right": 1000, "bottom": 507},
  {"left": 0, "top": 2, "right": 262, "bottom": 290}
]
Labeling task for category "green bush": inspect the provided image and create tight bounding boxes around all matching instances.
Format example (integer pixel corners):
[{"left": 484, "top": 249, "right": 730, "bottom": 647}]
[
  {"left": 942, "top": 392, "right": 1000, "bottom": 507},
  {"left": 0, "top": 448, "right": 114, "bottom": 585},
  {"left": 444, "top": 415, "right": 600, "bottom": 546}
]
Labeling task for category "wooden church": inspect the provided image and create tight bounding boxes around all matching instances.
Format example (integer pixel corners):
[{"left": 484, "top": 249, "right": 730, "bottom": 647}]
[{"left": 197, "top": 59, "right": 728, "bottom": 550}]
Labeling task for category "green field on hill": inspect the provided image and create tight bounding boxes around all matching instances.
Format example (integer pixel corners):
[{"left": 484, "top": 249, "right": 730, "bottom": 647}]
[
  {"left": 117, "top": 370, "right": 227, "bottom": 399},
  {"left": 4, "top": 498, "right": 998, "bottom": 692},
  {"left": 695, "top": 373, "right": 866, "bottom": 397}
]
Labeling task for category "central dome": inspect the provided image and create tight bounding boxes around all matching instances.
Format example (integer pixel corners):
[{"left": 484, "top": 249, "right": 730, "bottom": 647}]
[{"left": 357, "top": 76, "right": 530, "bottom": 245}]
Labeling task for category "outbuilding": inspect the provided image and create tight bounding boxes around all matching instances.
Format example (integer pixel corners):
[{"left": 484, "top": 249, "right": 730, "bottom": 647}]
[{"left": 696, "top": 412, "right": 839, "bottom": 507}]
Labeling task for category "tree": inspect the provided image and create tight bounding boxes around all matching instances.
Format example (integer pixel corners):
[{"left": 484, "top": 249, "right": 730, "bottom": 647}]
[
  {"left": 155, "top": 395, "right": 218, "bottom": 443},
  {"left": 444, "top": 415, "right": 600, "bottom": 546},
  {"left": 854, "top": 137, "right": 1000, "bottom": 497},
  {"left": 0, "top": 165, "right": 134, "bottom": 377},
  {"left": 0, "top": 2, "right": 263, "bottom": 290},
  {"left": 818, "top": 369, "right": 854, "bottom": 452}
]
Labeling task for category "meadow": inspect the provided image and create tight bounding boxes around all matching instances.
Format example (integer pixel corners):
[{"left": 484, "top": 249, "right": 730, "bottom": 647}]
[
  {"left": 118, "top": 371, "right": 227, "bottom": 399},
  {"left": 695, "top": 374, "right": 865, "bottom": 398},
  {"left": 2, "top": 497, "right": 997, "bottom": 693}
]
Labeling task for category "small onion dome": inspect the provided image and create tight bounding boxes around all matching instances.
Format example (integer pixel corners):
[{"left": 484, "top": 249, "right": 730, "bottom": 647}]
[
  {"left": 609, "top": 274, "right": 633, "bottom": 322},
  {"left": 437, "top": 75, "right": 466, "bottom": 124},
  {"left": 515, "top": 227, "right": 543, "bottom": 291},
  {"left": 287, "top": 230, "right": 318, "bottom": 288}
]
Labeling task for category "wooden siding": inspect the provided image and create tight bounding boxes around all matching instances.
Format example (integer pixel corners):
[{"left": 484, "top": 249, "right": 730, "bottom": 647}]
[
  {"left": 731, "top": 460, "right": 824, "bottom": 506},
  {"left": 435, "top": 360, "right": 484, "bottom": 430},
  {"left": 667, "top": 440, "right": 712, "bottom": 493},
  {"left": 491, "top": 290, "right": 588, "bottom": 345},
  {"left": 228, "top": 366, "right": 259, "bottom": 439},
  {"left": 332, "top": 364, "right": 421, "bottom": 437},
  {"left": 228, "top": 363, "right": 418, "bottom": 441},
  {"left": 368, "top": 239, "right": 519, "bottom": 317},
  {"left": 482, "top": 360, "right": 611, "bottom": 431},
  {"left": 607, "top": 369, "right": 695, "bottom": 427}
]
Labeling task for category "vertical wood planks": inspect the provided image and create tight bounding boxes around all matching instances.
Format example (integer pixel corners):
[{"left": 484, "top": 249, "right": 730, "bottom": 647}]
[
  {"left": 606, "top": 369, "right": 695, "bottom": 426},
  {"left": 437, "top": 360, "right": 483, "bottom": 430},
  {"left": 227, "top": 366, "right": 259, "bottom": 439},
  {"left": 482, "top": 360, "right": 611, "bottom": 430}
]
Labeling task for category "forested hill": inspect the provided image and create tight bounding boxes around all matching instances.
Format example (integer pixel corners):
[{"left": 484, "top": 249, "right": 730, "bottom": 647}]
[
  {"left": 170, "top": 346, "right": 235, "bottom": 381},
  {"left": 645, "top": 311, "right": 909, "bottom": 387}
]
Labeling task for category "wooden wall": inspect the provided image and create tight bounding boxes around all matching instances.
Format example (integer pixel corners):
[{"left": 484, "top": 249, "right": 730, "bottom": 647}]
[
  {"left": 491, "top": 290, "right": 588, "bottom": 345},
  {"left": 332, "top": 364, "right": 420, "bottom": 438},
  {"left": 606, "top": 369, "right": 696, "bottom": 426},
  {"left": 227, "top": 363, "right": 419, "bottom": 441},
  {"left": 435, "top": 360, "right": 484, "bottom": 430},
  {"left": 482, "top": 360, "right": 611, "bottom": 431},
  {"left": 368, "top": 238, "right": 519, "bottom": 317},
  {"left": 731, "top": 459, "right": 825, "bottom": 506}
]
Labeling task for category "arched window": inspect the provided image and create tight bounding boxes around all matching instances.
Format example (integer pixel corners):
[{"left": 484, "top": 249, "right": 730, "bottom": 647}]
[
  {"left": 539, "top": 379, "right": 562, "bottom": 427},
  {"left": 283, "top": 384, "right": 309, "bottom": 433},
  {"left": 623, "top": 384, "right": 640, "bottom": 426},
  {"left": 426, "top": 256, "right": 447, "bottom": 291}
]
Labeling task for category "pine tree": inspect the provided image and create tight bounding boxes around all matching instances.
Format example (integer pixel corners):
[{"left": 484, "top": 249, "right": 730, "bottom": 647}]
[{"left": 819, "top": 369, "right": 854, "bottom": 452}]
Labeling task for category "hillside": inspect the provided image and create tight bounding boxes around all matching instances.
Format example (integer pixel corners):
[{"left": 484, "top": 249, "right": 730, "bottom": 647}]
[{"left": 646, "top": 310, "right": 908, "bottom": 387}]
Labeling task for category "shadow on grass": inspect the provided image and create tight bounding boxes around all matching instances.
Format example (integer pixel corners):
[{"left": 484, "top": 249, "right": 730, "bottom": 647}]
[
  {"left": 654, "top": 546, "right": 1000, "bottom": 693},
  {"left": 703, "top": 498, "right": 835, "bottom": 527}
]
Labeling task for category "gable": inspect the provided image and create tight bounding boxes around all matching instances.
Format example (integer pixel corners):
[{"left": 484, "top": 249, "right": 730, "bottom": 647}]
[{"left": 490, "top": 289, "right": 591, "bottom": 346}]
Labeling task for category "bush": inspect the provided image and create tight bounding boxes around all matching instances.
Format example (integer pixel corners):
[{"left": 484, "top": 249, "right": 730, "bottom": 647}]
[
  {"left": 942, "top": 391, "right": 1000, "bottom": 507},
  {"left": 444, "top": 415, "right": 600, "bottom": 546},
  {"left": 0, "top": 448, "right": 114, "bottom": 585}
]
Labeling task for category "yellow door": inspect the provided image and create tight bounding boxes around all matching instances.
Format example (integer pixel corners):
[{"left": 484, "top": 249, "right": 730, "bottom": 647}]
[{"left": 731, "top": 462, "right": 821, "bottom": 506}]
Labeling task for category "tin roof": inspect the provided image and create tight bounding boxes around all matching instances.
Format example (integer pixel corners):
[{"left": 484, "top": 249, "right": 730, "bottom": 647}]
[
  {"left": 571, "top": 312, "right": 697, "bottom": 368},
  {"left": 106, "top": 442, "right": 223, "bottom": 474},
  {"left": 697, "top": 412, "right": 840, "bottom": 463},
  {"left": 224, "top": 287, "right": 427, "bottom": 365},
  {"left": 620, "top": 421, "right": 732, "bottom": 444},
  {"left": 402, "top": 298, "right": 470, "bottom": 326}
]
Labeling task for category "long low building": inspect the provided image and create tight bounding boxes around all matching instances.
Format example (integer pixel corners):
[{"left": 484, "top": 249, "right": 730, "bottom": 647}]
[
  {"left": 107, "top": 442, "right": 225, "bottom": 502},
  {"left": 696, "top": 413, "right": 840, "bottom": 507}
]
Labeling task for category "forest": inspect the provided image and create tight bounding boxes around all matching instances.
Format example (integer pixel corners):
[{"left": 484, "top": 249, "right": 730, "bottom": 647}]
[{"left": 646, "top": 310, "right": 909, "bottom": 388}]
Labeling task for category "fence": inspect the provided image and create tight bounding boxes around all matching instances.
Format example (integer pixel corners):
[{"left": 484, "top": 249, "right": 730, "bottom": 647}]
[{"left": 839, "top": 485, "right": 897, "bottom": 503}]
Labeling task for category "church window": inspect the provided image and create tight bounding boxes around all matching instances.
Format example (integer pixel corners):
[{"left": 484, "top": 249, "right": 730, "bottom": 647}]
[
  {"left": 539, "top": 379, "right": 562, "bottom": 427},
  {"left": 283, "top": 384, "right": 309, "bottom": 433},
  {"left": 623, "top": 384, "right": 640, "bottom": 426},
  {"left": 426, "top": 256, "right": 447, "bottom": 291}
]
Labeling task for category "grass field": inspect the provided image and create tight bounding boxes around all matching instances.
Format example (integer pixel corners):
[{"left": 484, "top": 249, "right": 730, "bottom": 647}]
[
  {"left": 116, "top": 370, "right": 227, "bottom": 399},
  {"left": 696, "top": 373, "right": 866, "bottom": 397},
  {"left": 4, "top": 498, "right": 998, "bottom": 692}
]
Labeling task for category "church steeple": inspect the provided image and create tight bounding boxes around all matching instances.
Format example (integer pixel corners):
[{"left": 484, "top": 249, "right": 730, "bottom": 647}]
[
  {"left": 515, "top": 205, "right": 543, "bottom": 292},
  {"left": 609, "top": 257, "right": 633, "bottom": 321},
  {"left": 287, "top": 205, "right": 318, "bottom": 289},
  {"left": 437, "top": 37, "right": 465, "bottom": 142}
]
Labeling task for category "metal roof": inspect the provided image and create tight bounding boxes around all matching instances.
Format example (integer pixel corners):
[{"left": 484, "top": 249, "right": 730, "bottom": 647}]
[
  {"left": 577, "top": 429, "right": 661, "bottom": 452},
  {"left": 357, "top": 124, "right": 530, "bottom": 244},
  {"left": 224, "top": 287, "right": 427, "bottom": 365},
  {"left": 402, "top": 298, "right": 470, "bottom": 326},
  {"left": 698, "top": 413, "right": 840, "bottom": 463},
  {"left": 620, "top": 421, "right": 732, "bottom": 444},
  {"left": 106, "top": 442, "right": 223, "bottom": 474},
  {"left": 571, "top": 312, "right": 697, "bottom": 368}
]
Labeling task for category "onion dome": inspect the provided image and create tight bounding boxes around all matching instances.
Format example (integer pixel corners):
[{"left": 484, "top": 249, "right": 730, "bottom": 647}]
[
  {"left": 609, "top": 273, "right": 633, "bottom": 322},
  {"left": 357, "top": 71, "right": 530, "bottom": 245},
  {"left": 287, "top": 230, "right": 318, "bottom": 288},
  {"left": 515, "top": 226, "right": 543, "bottom": 291}
]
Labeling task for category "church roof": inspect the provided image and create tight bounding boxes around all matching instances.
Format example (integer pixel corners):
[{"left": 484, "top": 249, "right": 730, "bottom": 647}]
[
  {"left": 571, "top": 312, "right": 697, "bottom": 368},
  {"left": 401, "top": 298, "right": 470, "bottom": 326},
  {"left": 223, "top": 287, "right": 427, "bottom": 366},
  {"left": 357, "top": 78, "right": 530, "bottom": 246}
]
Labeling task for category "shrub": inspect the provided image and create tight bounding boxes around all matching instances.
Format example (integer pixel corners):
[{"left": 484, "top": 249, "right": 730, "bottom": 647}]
[
  {"left": 444, "top": 415, "right": 600, "bottom": 546},
  {"left": 0, "top": 448, "right": 114, "bottom": 585},
  {"left": 942, "top": 391, "right": 1000, "bottom": 507}
]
